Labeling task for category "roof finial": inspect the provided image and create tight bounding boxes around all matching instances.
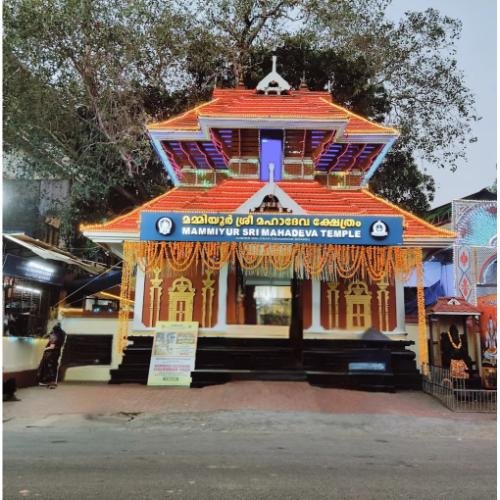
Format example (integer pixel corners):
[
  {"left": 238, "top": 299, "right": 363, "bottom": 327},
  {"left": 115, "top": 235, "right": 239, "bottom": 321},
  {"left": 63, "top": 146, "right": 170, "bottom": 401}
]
[
  {"left": 256, "top": 55, "right": 291, "bottom": 95},
  {"left": 300, "top": 70, "right": 308, "bottom": 90}
]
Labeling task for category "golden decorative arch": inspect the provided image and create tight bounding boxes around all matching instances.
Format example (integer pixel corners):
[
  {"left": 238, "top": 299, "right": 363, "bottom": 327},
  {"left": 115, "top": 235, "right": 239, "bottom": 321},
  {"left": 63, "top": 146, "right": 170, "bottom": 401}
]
[
  {"left": 148, "top": 267, "right": 163, "bottom": 327},
  {"left": 201, "top": 269, "right": 216, "bottom": 327},
  {"left": 326, "top": 282, "right": 340, "bottom": 330},
  {"left": 168, "top": 277, "right": 195, "bottom": 322},
  {"left": 344, "top": 280, "right": 372, "bottom": 330},
  {"left": 376, "top": 277, "right": 390, "bottom": 331}
]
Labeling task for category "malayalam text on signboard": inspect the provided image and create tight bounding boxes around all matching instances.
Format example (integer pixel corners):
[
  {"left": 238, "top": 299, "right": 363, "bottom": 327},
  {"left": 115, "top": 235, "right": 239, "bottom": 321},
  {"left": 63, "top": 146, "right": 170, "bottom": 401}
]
[{"left": 140, "top": 212, "right": 403, "bottom": 246}]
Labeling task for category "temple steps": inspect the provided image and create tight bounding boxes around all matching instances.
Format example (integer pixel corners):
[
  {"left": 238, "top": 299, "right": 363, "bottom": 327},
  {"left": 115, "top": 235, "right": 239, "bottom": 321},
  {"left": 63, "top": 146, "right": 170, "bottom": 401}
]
[
  {"left": 191, "top": 369, "right": 308, "bottom": 387},
  {"left": 108, "top": 336, "right": 421, "bottom": 391}
]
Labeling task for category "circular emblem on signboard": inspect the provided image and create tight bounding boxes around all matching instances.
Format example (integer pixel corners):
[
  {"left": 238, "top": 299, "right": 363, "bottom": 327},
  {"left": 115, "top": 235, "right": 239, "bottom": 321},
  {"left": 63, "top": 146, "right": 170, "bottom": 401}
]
[
  {"left": 370, "top": 220, "right": 389, "bottom": 239},
  {"left": 156, "top": 217, "right": 174, "bottom": 236}
]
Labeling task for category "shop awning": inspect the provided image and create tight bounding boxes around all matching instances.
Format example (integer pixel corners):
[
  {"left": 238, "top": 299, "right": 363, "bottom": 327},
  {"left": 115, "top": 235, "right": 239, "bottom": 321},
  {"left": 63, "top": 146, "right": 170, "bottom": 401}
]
[{"left": 3, "top": 233, "right": 107, "bottom": 275}]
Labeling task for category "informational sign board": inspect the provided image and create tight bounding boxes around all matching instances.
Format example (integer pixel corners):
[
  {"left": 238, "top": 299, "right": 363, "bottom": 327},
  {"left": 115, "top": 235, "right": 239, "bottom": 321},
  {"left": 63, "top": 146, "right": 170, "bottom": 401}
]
[
  {"left": 147, "top": 321, "right": 199, "bottom": 386},
  {"left": 141, "top": 212, "right": 403, "bottom": 246},
  {"left": 3, "top": 254, "right": 65, "bottom": 286}
]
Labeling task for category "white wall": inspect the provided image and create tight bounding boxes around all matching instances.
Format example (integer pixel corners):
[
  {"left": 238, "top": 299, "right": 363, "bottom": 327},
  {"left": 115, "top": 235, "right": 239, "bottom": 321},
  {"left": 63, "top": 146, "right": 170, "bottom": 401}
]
[
  {"left": 59, "top": 316, "right": 133, "bottom": 382},
  {"left": 3, "top": 337, "right": 46, "bottom": 373},
  {"left": 405, "top": 323, "right": 421, "bottom": 368}
]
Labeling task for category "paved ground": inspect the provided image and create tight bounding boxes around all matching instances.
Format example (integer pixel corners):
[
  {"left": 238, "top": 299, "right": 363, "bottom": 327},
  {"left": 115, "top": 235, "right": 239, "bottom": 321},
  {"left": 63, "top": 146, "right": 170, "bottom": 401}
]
[
  {"left": 3, "top": 382, "right": 497, "bottom": 499},
  {"left": 2, "top": 381, "right": 496, "bottom": 421}
]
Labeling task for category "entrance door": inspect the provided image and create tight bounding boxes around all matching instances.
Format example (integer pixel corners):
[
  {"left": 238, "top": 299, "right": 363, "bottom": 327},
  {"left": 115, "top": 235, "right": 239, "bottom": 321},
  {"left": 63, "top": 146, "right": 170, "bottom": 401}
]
[
  {"left": 260, "top": 130, "right": 283, "bottom": 181},
  {"left": 253, "top": 285, "right": 292, "bottom": 326}
]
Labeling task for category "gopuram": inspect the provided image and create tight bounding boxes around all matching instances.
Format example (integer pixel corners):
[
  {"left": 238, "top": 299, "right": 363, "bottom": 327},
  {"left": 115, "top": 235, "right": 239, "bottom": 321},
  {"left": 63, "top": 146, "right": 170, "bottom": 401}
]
[{"left": 82, "top": 58, "right": 455, "bottom": 389}]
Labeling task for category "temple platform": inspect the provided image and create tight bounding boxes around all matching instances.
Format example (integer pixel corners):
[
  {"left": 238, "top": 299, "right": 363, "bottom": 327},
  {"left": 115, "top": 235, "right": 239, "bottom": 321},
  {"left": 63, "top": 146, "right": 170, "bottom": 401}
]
[{"left": 109, "top": 336, "right": 421, "bottom": 392}]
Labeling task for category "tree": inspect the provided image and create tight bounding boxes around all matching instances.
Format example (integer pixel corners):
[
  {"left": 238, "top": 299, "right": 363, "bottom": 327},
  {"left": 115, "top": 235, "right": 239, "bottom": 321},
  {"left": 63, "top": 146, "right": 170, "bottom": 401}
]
[
  {"left": 303, "top": 1, "right": 477, "bottom": 171},
  {"left": 369, "top": 147, "right": 435, "bottom": 215},
  {"left": 4, "top": 0, "right": 477, "bottom": 236},
  {"left": 193, "top": 0, "right": 304, "bottom": 86},
  {"left": 4, "top": 0, "right": 197, "bottom": 243}
]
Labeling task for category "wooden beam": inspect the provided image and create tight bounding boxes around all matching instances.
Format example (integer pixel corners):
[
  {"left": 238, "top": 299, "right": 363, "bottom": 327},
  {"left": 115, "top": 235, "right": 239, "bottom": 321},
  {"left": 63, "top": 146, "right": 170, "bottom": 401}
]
[
  {"left": 194, "top": 142, "right": 217, "bottom": 170},
  {"left": 361, "top": 144, "right": 384, "bottom": 172},
  {"left": 301, "top": 129, "right": 308, "bottom": 162},
  {"left": 312, "top": 130, "right": 336, "bottom": 166},
  {"left": 209, "top": 129, "right": 230, "bottom": 166},
  {"left": 179, "top": 142, "right": 198, "bottom": 169},
  {"left": 161, "top": 142, "right": 184, "bottom": 176},
  {"left": 328, "top": 143, "right": 349, "bottom": 172},
  {"left": 345, "top": 144, "right": 367, "bottom": 172}
]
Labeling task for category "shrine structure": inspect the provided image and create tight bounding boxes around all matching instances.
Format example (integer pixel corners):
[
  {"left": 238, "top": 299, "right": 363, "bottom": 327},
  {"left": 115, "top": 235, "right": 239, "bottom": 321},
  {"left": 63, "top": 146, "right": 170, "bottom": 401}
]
[{"left": 82, "top": 58, "right": 455, "bottom": 389}]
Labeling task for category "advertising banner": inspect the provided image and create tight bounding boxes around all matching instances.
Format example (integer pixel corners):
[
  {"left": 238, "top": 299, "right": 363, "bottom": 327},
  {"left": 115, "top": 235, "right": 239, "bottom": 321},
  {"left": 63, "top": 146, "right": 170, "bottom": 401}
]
[
  {"left": 477, "top": 294, "right": 497, "bottom": 367},
  {"left": 141, "top": 212, "right": 403, "bottom": 246},
  {"left": 147, "top": 321, "right": 199, "bottom": 386}
]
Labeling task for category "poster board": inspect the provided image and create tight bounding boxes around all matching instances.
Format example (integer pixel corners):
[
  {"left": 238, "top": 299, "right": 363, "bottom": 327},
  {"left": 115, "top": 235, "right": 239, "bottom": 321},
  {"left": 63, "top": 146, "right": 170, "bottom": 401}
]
[
  {"left": 147, "top": 321, "right": 199, "bottom": 386},
  {"left": 477, "top": 294, "right": 497, "bottom": 367}
]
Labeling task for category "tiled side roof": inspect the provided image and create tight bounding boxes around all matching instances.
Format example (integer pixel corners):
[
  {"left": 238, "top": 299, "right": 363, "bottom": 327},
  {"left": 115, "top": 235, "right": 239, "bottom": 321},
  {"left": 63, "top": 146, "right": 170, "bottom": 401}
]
[
  {"left": 80, "top": 188, "right": 207, "bottom": 233},
  {"left": 277, "top": 182, "right": 454, "bottom": 239},
  {"left": 427, "top": 297, "right": 481, "bottom": 315},
  {"left": 147, "top": 89, "right": 398, "bottom": 136},
  {"left": 82, "top": 180, "right": 454, "bottom": 241}
]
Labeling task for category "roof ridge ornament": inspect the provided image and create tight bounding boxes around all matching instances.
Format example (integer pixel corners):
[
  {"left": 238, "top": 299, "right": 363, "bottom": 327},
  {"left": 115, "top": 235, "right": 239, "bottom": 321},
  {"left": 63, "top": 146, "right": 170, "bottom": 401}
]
[
  {"left": 256, "top": 55, "right": 291, "bottom": 95},
  {"left": 299, "top": 70, "right": 308, "bottom": 90}
]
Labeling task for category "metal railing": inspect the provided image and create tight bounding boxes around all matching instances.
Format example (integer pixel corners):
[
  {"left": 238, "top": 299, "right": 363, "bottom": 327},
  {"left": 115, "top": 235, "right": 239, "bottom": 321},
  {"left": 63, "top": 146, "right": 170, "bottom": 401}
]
[{"left": 422, "top": 363, "right": 496, "bottom": 413}]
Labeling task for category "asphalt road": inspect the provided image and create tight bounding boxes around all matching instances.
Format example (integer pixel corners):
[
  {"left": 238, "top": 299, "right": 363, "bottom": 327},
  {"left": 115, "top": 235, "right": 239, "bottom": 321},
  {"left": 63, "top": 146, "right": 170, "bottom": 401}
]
[{"left": 3, "top": 410, "right": 496, "bottom": 500}]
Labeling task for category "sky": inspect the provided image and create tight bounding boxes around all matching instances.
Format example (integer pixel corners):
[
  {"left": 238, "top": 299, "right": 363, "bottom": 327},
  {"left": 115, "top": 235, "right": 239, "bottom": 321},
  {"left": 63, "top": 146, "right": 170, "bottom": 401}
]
[{"left": 386, "top": 0, "right": 497, "bottom": 207}]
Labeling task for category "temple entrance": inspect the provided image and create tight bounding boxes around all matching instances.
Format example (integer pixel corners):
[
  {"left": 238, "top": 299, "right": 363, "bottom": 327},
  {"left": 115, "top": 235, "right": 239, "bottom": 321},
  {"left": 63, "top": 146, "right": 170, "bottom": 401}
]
[{"left": 253, "top": 285, "right": 292, "bottom": 326}]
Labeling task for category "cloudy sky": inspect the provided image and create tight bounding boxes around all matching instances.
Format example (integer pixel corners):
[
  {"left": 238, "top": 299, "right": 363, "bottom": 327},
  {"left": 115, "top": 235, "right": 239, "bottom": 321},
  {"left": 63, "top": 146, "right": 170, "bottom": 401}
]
[{"left": 387, "top": 0, "right": 496, "bottom": 207}]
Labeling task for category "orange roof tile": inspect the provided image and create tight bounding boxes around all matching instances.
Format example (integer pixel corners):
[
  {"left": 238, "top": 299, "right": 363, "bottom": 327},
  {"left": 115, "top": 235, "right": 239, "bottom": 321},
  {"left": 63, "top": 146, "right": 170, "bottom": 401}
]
[
  {"left": 82, "top": 180, "right": 453, "bottom": 241},
  {"left": 427, "top": 297, "right": 480, "bottom": 315},
  {"left": 148, "top": 89, "right": 397, "bottom": 136}
]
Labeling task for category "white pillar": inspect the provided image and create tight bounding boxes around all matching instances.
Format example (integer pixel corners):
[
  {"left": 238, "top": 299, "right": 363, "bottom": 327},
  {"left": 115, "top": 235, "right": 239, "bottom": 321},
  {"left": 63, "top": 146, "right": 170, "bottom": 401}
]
[
  {"left": 132, "top": 267, "right": 152, "bottom": 331},
  {"left": 394, "top": 275, "right": 406, "bottom": 334},
  {"left": 304, "top": 279, "right": 325, "bottom": 333},
  {"left": 213, "top": 264, "right": 228, "bottom": 331}
]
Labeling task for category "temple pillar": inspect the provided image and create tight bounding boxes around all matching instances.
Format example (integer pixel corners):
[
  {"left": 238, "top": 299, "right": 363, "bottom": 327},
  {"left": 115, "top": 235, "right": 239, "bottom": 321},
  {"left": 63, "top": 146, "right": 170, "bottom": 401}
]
[
  {"left": 132, "top": 267, "right": 155, "bottom": 331},
  {"left": 213, "top": 264, "right": 228, "bottom": 331},
  {"left": 394, "top": 275, "right": 406, "bottom": 334},
  {"left": 304, "top": 279, "right": 325, "bottom": 333}
]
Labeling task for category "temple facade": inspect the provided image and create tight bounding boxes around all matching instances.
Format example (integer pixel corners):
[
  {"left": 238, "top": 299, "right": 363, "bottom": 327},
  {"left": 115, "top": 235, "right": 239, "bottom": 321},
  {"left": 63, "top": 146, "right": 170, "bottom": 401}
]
[{"left": 82, "top": 59, "right": 454, "bottom": 388}]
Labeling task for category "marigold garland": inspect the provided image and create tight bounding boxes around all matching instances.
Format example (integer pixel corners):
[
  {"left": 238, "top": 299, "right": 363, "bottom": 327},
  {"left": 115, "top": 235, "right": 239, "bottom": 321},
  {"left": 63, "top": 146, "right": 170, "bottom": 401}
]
[
  {"left": 117, "top": 240, "right": 137, "bottom": 354},
  {"left": 415, "top": 248, "right": 428, "bottom": 371},
  {"left": 117, "top": 241, "right": 428, "bottom": 356},
  {"left": 133, "top": 241, "right": 423, "bottom": 281}
]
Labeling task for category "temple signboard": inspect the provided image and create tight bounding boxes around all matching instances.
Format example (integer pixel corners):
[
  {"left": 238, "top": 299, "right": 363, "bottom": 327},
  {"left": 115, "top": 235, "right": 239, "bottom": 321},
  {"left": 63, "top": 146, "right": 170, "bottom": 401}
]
[{"left": 141, "top": 212, "right": 403, "bottom": 246}]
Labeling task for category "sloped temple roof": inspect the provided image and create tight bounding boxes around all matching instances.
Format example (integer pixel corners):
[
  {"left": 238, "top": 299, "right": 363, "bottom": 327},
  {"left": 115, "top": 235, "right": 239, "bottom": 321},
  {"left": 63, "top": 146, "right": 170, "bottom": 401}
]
[
  {"left": 147, "top": 87, "right": 399, "bottom": 187},
  {"left": 81, "top": 180, "right": 455, "bottom": 247},
  {"left": 148, "top": 89, "right": 398, "bottom": 136}
]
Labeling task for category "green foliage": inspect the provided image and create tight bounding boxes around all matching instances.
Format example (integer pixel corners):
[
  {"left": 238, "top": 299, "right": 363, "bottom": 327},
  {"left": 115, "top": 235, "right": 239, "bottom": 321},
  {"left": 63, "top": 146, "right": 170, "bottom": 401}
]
[
  {"left": 4, "top": 0, "right": 193, "bottom": 242},
  {"left": 369, "top": 147, "right": 435, "bottom": 216},
  {"left": 4, "top": 0, "right": 477, "bottom": 235}
]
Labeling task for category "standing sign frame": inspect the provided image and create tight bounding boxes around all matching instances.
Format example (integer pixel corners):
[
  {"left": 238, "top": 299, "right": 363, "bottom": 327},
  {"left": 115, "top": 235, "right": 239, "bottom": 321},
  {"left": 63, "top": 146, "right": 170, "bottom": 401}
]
[{"left": 147, "top": 321, "right": 199, "bottom": 386}]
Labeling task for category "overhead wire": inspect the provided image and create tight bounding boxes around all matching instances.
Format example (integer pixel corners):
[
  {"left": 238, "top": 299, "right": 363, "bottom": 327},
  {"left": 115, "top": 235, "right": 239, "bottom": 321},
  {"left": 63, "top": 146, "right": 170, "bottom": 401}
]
[{"left": 53, "top": 260, "right": 123, "bottom": 308}]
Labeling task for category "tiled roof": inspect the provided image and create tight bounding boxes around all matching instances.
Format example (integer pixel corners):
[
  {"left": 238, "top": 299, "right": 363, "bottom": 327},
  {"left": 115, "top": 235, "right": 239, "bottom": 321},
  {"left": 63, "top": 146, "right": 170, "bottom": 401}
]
[
  {"left": 427, "top": 297, "right": 481, "bottom": 315},
  {"left": 81, "top": 180, "right": 454, "bottom": 241},
  {"left": 148, "top": 89, "right": 397, "bottom": 136}
]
